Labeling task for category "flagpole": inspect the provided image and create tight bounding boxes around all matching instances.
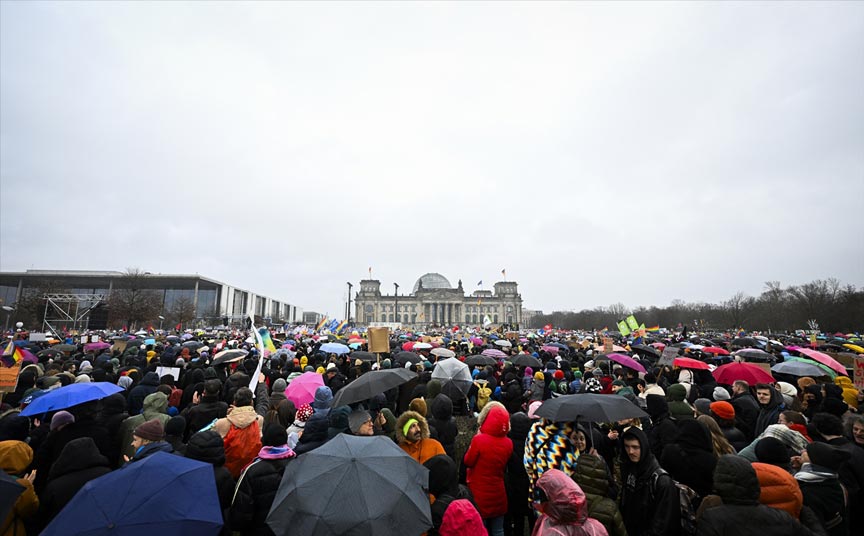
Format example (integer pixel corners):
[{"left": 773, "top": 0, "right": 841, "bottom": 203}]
[{"left": 248, "top": 313, "right": 267, "bottom": 394}]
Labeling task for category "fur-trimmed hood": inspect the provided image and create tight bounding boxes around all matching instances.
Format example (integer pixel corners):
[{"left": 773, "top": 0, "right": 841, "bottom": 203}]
[{"left": 395, "top": 410, "right": 430, "bottom": 444}]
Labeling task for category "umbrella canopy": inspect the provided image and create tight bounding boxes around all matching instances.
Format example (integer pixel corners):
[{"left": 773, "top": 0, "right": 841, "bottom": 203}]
[
  {"left": 350, "top": 351, "right": 376, "bottom": 362},
  {"left": 267, "top": 434, "right": 431, "bottom": 536},
  {"left": 673, "top": 357, "right": 710, "bottom": 371},
  {"left": 494, "top": 339, "right": 512, "bottom": 348},
  {"left": 394, "top": 351, "right": 421, "bottom": 365},
  {"left": 20, "top": 382, "right": 123, "bottom": 417},
  {"left": 540, "top": 345, "right": 560, "bottom": 355},
  {"left": 512, "top": 354, "right": 543, "bottom": 368},
  {"left": 630, "top": 344, "right": 660, "bottom": 358},
  {"left": 37, "top": 348, "right": 63, "bottom": 358},
  {"left": 465, "top": 355, "right": 497, "bottom": 367},
  {"left": 481, "top": 348, "right": 508, "bottom": 359},
  {"left": 320, "top": 342, "right": 350, "bottom": 355},
  {"left": 431, "top": 348, "right": 455, "bottom": 358},
  {"left": 42, "top": 452, "right": 222, "bottom": 536},
  {"left": 84, "top": 341, "right": 111, "bottom": 352},
  {"left": 842, "top": 343, "right": 864, "bottom": 354},
  {"left": 535, "top": 393, "right": 648, "bottom": 423},
  {"left": 166, "top": 335, "right": 181, "bottom": 343},
  {"left": 331, "top": 368, "right": 416, "bottom": 407},
  {"left": 713, "top": 362, "right": 774, "bottom": 385},
  {"left": 771, "top": 360, "right": 829, "bottom": 378},
  {"left": 211, "top": 349, "right": 249, "bottom": 365},
  {"left": 784, "top": 357, "right": 837, "bottom": 378},
  {"left": 600, "top": 353, "right": 646, "bottom": 373},
  {"left": 734, "top": 349, "right": 776, "bottom": 363},
  {"left": 0, "top": 473, "right": 24, "bottom": 522},
  {"left": 53, "top": 344, "right": 77, "bottom": 352},
  {"left": 413, "top": 342, "right": 432, "bottom": 350},
  {"left": 790, "top": 347, "right": 847, "bottom": 376},
  {"left": 431, "top": 357, "right": 472, "bottom": 395},
  {"left": 284, "top": 372, "right": 325, "bottom": 407},
  {"left": 731, "top": 337, "right": 759, "bottom": 348},
  {"left": 701, "top": 346, "right": 730, "bottom": 356},
  {"left": 182, "top": 340, "right": 204, "bottom": 350}
]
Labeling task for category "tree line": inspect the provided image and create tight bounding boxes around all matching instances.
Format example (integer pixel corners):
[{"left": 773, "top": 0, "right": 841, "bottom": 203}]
[{"left": 529, "top": 279, "right": 864, "bottom": 333}]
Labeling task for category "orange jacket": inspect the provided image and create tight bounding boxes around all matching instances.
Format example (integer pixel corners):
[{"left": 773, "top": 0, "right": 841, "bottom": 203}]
[{"left": 753, "top": 462, "right": 802, "bottom": 519}]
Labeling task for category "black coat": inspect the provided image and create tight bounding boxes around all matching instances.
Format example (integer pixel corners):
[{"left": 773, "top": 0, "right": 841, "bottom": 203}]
[
  {"left": 500, "top": 379, "right": 525, "bottom": 414},
  {"left": 797, "top": 476, "right": 847, "bottom": 536},
  {"left": 660, "top": 420, "right": 717, "bottom": 499},
  {"left": 36, "top": 437, "right": 111, "bottom": 530},
  {"left": 33, "top": 416, "right": 115, "bottom": 494},
  {"left": 731, "top": 392, "right": 760, "bottom": 441},
  {"left": 127, "top": 372, "right": 160, "bottom": 416},
  {"left": 230, "top": 455, "right": 293, "bottom": 536},
  {"left": 427, "top": 394, "right": 458, "bottom": 461},
  {"left": 755, "top": 389, "right": 785, "bottom": 438},
  {"left": 719, "top": 424, "right": 748, "bottom": 453},
  {"left": 505, "top": 412, "right": 531, "bottom": 516},
  {"left": 647, "top": 413, "right": 679, "bottom": 461},
  {"left": 619, "top": 428, "right": 680, "bottom": 536},
  {"left": 182, "top": 395, "right": 229, "bottom": 440}
]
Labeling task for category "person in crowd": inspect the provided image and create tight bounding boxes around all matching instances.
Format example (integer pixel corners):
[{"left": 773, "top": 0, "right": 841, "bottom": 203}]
[
  {"left": 660, "top": 419, "right": 717, "bottom": 501},
  {"left": 645, "top": 394, "right": 678, "bottom": 460},
  {"left": 424, "top": 454, "right": 478, "bottom": 536},
  {"left": 464, "top": 402, "right": 513, "bottom": 536},
  {"left": 751, "top": 461, "right": 803, "bottom": 519},
  {"left": 117, "top": 391, "right": 171, "bottom": 464},
  {"left": 186, "top": 430, "right": 236, "bottom": 536},
  {"left": 754, "top": 383, "right": 785, "bottom": 437},
  {"left": 697, "top": 415, "right": 736, "bottom": 457},
  {"left": 182, "top": 379, "right": 228, "bottom": 440},
  {"left": 573, "top": 453, "right": 627, "bottom": 536},
  {"left": 795, "top": 441, "right": 850, "bottom": 536},
  {"left": 708, "top": 401, "right": 747, "bottom": 452},
  {"left": 348, "top": 409, "right": 375, "bottom": 436},
  {"left": 524, "top": 419, "right": 579, "bottom": 504},
  {"left": 731, "top": 380, "right": 760, "bottom": 441},
  {"left": 808, "top": 413, "right": 864, "bottom": 528},
  {"left": 505, "top": 412, "right": 533, "bottom": 536},
  {"left": 531, "top": 469, "right": 609, "bottom": 536},
  {"left": 428, "top": 393, "right": 458, "bottom": 460},
  {"left": 125, "top": 418, "right": 173, "bottom": 464},
  {"left": 618, "top": 427, "right": 679, "bottom": 536},
  {"left": 396, "top": 409, "right": 446, "bottom": 464},
  {"left": 666, "top": 383, "right": 695, "bottom": 421},
  {"left": 0, "top": 439, "right": 38, "bottom": 536},
  {"left": 844, "top": 414, "right": 864, "bottom": 450},
  {"left": 127, "top": 371, "right": 160, "bottom": 416}
]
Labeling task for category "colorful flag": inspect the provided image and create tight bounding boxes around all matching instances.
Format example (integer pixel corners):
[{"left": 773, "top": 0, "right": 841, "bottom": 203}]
[
  {"left": 315, "top": 316, "right": 328, "bottom": 331},
  {"left": 646, "top": 325, "right": 660, "bottom": 332},
  {"left": 1, "top": 340, "right": 24, "bottom": 367},
  {"left": 258, "top": 327, "right": 277, "bottom": 354},
  {"left": 326, "top": 319, "right": 339, "bottom": 332},
  {"left": 617, "top": 320, "right": 631, "bottom": 337},
  {"left": 175, "top": 322, "right": 182, "bottom": 331},
  {"left": 625, "top": 315, "right": 639, "bottom": 331},
  {"left": 334, "top": 320, "right": 347, "bottom": 333}
]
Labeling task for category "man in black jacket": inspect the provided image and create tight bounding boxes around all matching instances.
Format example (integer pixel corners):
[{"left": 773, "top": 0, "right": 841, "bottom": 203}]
[
  {"left": 645, "top": 394, "right": 679, "bottom": 460},
  {"left": 182, "top": 379, "right": 229, "bottom": 440},
  {"left": 127, "top": 371, "right": 160, "bottom": 416},
  {"left": 731, "top": 380, "right": 760, "bottom": 441},
  {"left": 619, "top": 427, "right": 680, "bottom": 536}
]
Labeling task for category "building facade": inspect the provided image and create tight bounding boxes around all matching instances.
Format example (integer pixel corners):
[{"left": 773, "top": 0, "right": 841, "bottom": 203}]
[{"left": 354, "top": 273, "right": 523, "bottom": 329}]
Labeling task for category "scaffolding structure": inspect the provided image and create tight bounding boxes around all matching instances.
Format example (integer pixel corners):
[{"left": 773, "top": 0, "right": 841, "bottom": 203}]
[{"left": 42, "top": 293, "right": 106, "bottom": 337}]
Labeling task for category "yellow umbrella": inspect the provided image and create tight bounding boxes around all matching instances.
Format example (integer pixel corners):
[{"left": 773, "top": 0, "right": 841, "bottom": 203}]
[{"left": 842, "top": 343, "right": 864, "bottom": 354}]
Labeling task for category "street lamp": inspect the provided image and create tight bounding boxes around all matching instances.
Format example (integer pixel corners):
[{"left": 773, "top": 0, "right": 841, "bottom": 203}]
[
  {"left": 158, "top": 315, "right": 165, "bottom": 331},
  {"left": 393, "top": 283, "right": 400, "bottom": 326},
  {"left": 346, "top": 282, "right": 353, "bottom": 325},
  {"left": 1, "top": 305, "right": 13, "bottom": 334}
]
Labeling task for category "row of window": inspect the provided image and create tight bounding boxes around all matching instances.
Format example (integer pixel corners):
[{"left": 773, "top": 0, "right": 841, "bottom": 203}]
[
  {"left": 363, "top": 303, "right": 515, "bottom": 313},
  {"left": 361, "top": 313, "right": 517, "bottom": 324}
]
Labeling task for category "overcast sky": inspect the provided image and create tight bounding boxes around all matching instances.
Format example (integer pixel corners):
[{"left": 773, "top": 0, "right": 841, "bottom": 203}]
[{"left": 2, "top": 1, "right": 862, "bottom": 319}]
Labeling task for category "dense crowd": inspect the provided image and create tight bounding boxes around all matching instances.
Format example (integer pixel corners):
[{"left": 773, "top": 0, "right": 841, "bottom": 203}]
[{"left": 0, "top": 327, "right": 862, "bottom": 536}]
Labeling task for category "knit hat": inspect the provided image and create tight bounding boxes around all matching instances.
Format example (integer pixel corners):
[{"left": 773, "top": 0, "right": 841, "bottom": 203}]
[
  {"left": 796, "top": 377, "right": 816, "bottom": 392},
  {"left": 611, "top": 380, "right": 626, "bottom": 387},
  {"left": 533, "top": 371, "right": 544, "bottom": 381},
  {"left": 272, "top": 378, "right": 287, "bottom": 393},
  {"left": 821, "top": 397, "right": 848, "bottom": 417},
  {"left": 806, "top": 442, "right": 850, "bottom": 472},
  {"left": 573, "top": 371, "right": 582, "bottom": 378},
  {"left": 348, "top": 410, "right": 372, "bottom": 434},
  {"left": 409, "top": 398, "right": 427, "bottom": 417},
  {"left": 165, "top": 416, "right": 186, "bottom": 437},
  {"left": 755, "top": 437, "right": 790, "bottom": 465},
  {"left": 312, "top": 386, "right": 333, "bottom": 410},
  {"left": 133, "top": 418, "right": 165, "bottom": 441},
  {"left": 694, "top": 398, "right": 712, "bottom": 416},
  {"left": 527, "top": 400, "right": 543, "bottom": 419},
  {"left": 50, "top": 411, "right": 75, "bottom": 432},
  {"left": 402, "top": 418, "right": 419, "bottom": 438},
  {"left": 295, "top": 403, "right": 314, "bottom": 423},
  {"left": 326, "top": 362, "right": 338, "bottom": 372},
  {"left": 646, "top": 394, "right": 669, "bottom": 420},
  {"left": 712, "top": 386, "right": 731, "bottom": 401},
  {"left": 710, "top": 401, "right": 735, "bottom": 421},
  {"left": 553, "top": 370, "right": 564, "bottom": 380},
  {"left": 262, "top": 423, "right": 288, "bottom": 447},
  {"left": 75, "top": 374, "right": 91, "bottom": 383},
  {"left": 776, "top": 382, "right": 797, "bottom": 398},
  {"left": 315, "top": 366, "right": 325, "bottom": 374}
]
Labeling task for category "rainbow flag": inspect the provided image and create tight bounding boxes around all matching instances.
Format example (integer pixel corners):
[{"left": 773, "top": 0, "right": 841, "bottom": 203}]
[
  {"left": 646, "top": 325, "right": 660, "bottom": 332},
  {"left": 315, "top": 316, "right": 328, "bottom": 332},
  {"left": 334, "top": 320, "right": 347, "bottom": 334},
  {"left": 258, "top": 327, "right": 277, "bottom": 354},
  {"left": 1, "top": 340, "right": 24, "bottom": 367}
]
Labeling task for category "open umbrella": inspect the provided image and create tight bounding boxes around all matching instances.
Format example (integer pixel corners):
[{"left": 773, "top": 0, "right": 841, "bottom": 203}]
[
  {"left": 630, "top": 344, "right": 660, "bottom": 358},
  {"left": 350, "top": 351, "right": 376, "bottom": 362},
  {"left": 53, "top": 344, "right": 77, "bottom": 352},
  {"left": 842, "top": 343, "right": 864, "bottom": 354},
  {"left": 331, "top": 368, "right": 416, "bottom": 407},
  {"left": 431, "top": 347, "right": 455, "bottom": 358},
  {"left": 790, "top": 347, "right": 847, "bottom": 376},
  {"left": 394, "top": 351, "right": 421, "bottom": 365},
  {"left": 713, "top": 362, "right": 774, "bottom": 385},
  {"left": 211, "top": 349, "right": 248, "bottom": 365},
  {"left": 481, "top": 348, "right": 508, "bottom": 359},
  {"left": 701, "top": 346, "right": 730, "bottom": 356},
  {"left": 494, "top": 339, "right": 512, "bottom": 348},
  {"left": 733, "top": 349, "right": 776, "bottom": 363},
  {"left": 541, "top": 345, "right": 560, "bottom": 355},
  {"left": 41, "top": 451, "right": 222, "bottom": 536},
  {"left": 84, "top": 341, "right": 111, "bottom": 352},
  {"left": 465, "top": 355, "right": 497, "bottom": 367},
  {"left": 599, "top": 353, "right": 646, "bottom": 373},
  {"left": 267, "top": 434, "right": 431, "bottom": 536},
  {"left": 182, "top": 340, "right": 204, "bottom": 350},
  {"left": 20, "top": 382, "right": 123, "bottom": 417},
  {"left": 413, "top": 342, "right": 432, "bottom": 350},
  {"left": 37, "top": 348, "right": 63, "bottom": 358},
  {"left": 535, "top": 393, "right": 648, "bottom": 423},
  {"left": 771, "top": 360, "right": 828, "bottom": 378},
  {"left": 731, "top": 337, "right": 759, "bottom": 348},
  {"left": 673, "top": 357, "right": 710, "bottom": 371},
  {"left": 0, "top": 473, "right": 24, "bottom": 522},
  {"left": 431, "top": 357, "right": 472, "bottom": 395},
  {"left": 512, "top": 354, "right": 543, "bottom": 368},
  {"left": 284, "top": 372, "right": 325, "bottom": 407},
  {"left": 320, "top": 342, "right": 350, "bottom": 355}
]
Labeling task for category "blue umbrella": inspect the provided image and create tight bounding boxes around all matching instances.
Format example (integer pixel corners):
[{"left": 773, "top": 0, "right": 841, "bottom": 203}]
[
  {"left": 20, "top": 382, "right": 123, "bottom": 417},
  {"left": 42, "top": 451, "right": 222, "bottom": 536},
  {"left": 320, "top": 342, "right": 350, "bottom": 355}
]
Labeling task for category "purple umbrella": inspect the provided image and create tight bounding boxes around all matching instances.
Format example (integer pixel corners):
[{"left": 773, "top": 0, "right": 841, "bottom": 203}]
[
  {"left": 481, "top": 348, "right": 507, "bottom": 359},
  {"left": 18, "top": 348, "right": 38, "bottom": 364},
  {"left": 604, "top": 353, "right": 646, "bottom": 373},
  {"left": 284, "top": 371, "right": 324, "bottom": 407},
  {"left": 84, "top": 341, "right": 110, "bottom": 352},
  {"left": 541, "top": 345, "right": 560, "bottom": 355}
]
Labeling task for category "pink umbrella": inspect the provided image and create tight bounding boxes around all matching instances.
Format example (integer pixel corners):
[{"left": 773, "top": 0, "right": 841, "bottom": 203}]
[
  {"left": 18, "top": 348, "right": 38, "bottom": 364},
  {"left": 84, "top": 341, "right": 110, "bottom": 352},
  {"left": 650, "top": 342, "right": 666, "bottom": 350},
  {"left": 789, "top": 347, "right": 847, "bottom": 376},
  {"left": 284, "top": 372, "right": 325, "bottom": 407},
  {"left": 481, "top": 348, "right": 507, "bottom": 359},
  {"left": 541, "top": 345, "right": 560, "bottom": 355},
  {"left": 713, "top": 362, "right": 774, "bottom": 385},
  {"left": 604, "top": 353, "right": 646, "bottom": 373}
]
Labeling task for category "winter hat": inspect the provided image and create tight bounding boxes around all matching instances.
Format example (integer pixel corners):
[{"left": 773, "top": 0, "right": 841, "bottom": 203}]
[
  {"left": 712, "top": 386, "right": 731, "bottom": 401},
  {"left": 584, "top": 360, "right": 595, "bottom": 369},
  {"left": 533, "top": 371, "right": 545, "bottom": 381},
  {"left": 50, "top": 411, "right": 75, "bottom": 432},
  {"left": 796, "top": 377, "right": 816, "bottom": 392},
  {"left": 553, "top": 370, "right": 565, "bottom": 381},
  {"left": 326, "top": 362, "right": 338, "bottom": 372},
  {"left": 133, "top": 418, "right": 165, "bottom": 442},
  {"left": 806, "top": 442, "right": 850, "bottom": 472},
  {"left": 646, "top": 394, "right": 669, "bottom": 420},
  {"left": 165, "top": 416, "right": 185, "bottom": 438},
  {"left": 402, "top": 418, "right": 419, "bottom": 438},
  {"left": 583, "top": 377, "right": 602, "bottom": 394},
  {"left": 79, "top": 360, "right": 93, "bottom": 374},
  {"left": 409, "top": 398, "right": 427, "bottom": 417},
  {"left": 348, "top": 410, "right": 372, "bottom": 434},
  {"left": 312, "top": 386, "right": 333, "bottom": 410},
  {"left": 295, "top": 403, "right": 314, "bottom": 423},
  {"left": 117, "top": 377, "right": 133, "bottom": 391},
  {"left": 272, "top": 378, "right": 287, "bottom": 393},
  {"left": 315, "top": 366, "right": 325, "bottom": 374},
  {"left": 611, "top": 380, "right": 626, "bottom": 387},
  {"left": 755, "top": 437, "right": 791, "bottom": 466},
  {"left": 262, "top": 423, "right": 288, "bottom": 447},
  {"left": 694, "top": 398, "right": 712, "bottom": 416},
  {"left": 75, "top": 374, "right": 91, "bottom": 383},
  {"left": 710, "top": 401, "right": 735, "bottom": 421},
  {"left": 573, "top": 370, "right": 582, "bottom": 378},
  {"left": 0, "top": 416, "right": 30, "bottom": 442}
]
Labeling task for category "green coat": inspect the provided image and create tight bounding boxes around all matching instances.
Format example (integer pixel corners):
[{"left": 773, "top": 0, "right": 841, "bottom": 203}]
[{"left": 573, "top": 453, "right": 628, "bottom": 536}]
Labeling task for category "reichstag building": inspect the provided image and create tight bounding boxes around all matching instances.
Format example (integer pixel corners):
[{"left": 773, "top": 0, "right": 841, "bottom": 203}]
[{"left": 354, "top": 273, "right": 523, "bottom": 329}]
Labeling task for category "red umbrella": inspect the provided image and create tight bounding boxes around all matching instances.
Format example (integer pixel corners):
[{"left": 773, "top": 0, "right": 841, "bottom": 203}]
[
  {"left": 713, "top": 362, "right": 774, "bottom": 385},
  {"left": 791, "top": 347, "right": 847, "bottom": 376},
  {"left": 673, "top": 357, "right": 710, "bottom": 370},
  {"left": 701, "top": 346, "right": 730, "bottom": 356},
  {"left": 401, "top": 341, "right": 415, "bottom": 352}
]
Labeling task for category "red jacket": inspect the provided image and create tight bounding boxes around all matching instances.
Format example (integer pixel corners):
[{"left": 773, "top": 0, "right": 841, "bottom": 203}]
[{"left": 464, "top": 402, "right": 513, "bottom": 518}]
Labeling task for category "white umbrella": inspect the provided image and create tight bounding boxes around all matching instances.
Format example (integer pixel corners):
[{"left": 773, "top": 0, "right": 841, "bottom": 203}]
[
  {"left": 413, "top": 342, "right": 432, "bottom": 350},
  {"left": 494, "top": 340, "right": 512, "bottom": 348},
  {"left": 431, "top": 357, "right": 472, "bottom": 395},
  {"left": 431, "top": 348, "right": 455, "bottom": 358}
]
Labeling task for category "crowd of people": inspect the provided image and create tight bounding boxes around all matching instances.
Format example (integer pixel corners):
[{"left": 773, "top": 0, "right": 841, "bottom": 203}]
[{"left": 0, "top": 326, "right": 862, "bottom": 536}]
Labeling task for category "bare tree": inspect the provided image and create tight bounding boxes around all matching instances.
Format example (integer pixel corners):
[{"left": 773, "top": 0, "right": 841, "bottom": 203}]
[
  {"left": 723, "top": 291, "right": 755, "bottom": 329},
  {"left": 107, "top": 268, "right": 163, "bottom": 330},
  {"left": 168, "top": 296, "right": 196, "bottom": 329}
]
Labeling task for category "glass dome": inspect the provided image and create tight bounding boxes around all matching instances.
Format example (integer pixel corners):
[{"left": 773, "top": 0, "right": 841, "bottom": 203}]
[{"left": 412, "top": 273, "right": 452, "bottom": 293}]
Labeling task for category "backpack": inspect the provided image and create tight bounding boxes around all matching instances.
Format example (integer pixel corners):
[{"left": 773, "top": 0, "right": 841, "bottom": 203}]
[
  {"left": 650, "top": 467, "right": 699, "bottom": 536},
  {"left": 223, "top": 420, "right": 262, "bottom": 479},
  {"left": 476, "top": 384, "right": 492, "bottom": 411},
  {"left": 168, "top": 387, "right": 183, "bottom": 408}
]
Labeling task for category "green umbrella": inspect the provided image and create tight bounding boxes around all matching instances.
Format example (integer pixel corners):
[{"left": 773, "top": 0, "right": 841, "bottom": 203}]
[{"left": 785, "top": 357, "right": 836, "bottom": 379}]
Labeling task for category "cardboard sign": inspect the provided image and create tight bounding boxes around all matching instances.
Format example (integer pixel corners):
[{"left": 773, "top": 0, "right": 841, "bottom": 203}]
[
  {"left": 156, "top": 366, "right": 181, "bottom": 383},
  {"left": 367, "top": 327, "right": 390, "bottom": 353},
  {"left": 854, "top": 357, "right": 864, "bottom": 390},
  {"left": 0, "top": 362, "right": 22, "bottom": 393},
  {"left": 603, "top": 337, "right": 613, "bottom": 354}
]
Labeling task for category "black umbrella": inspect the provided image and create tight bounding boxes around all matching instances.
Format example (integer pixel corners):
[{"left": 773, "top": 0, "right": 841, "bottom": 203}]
[
  {"left": 54, "top": 344, "right": 77, "bottom": 352},
  {"left": 331, "top": 368, "right": 417, "bottom": 407},
  {"left": 0, "top": 473, "right": 24, "bottom": 521},
  {"left": 267, "top": 434, "right": 432, "bottom": 536},
  {"left": 731, "top": 337, "right": 758, "bottom": 348},
  {"left": 512, "top": 354, "right": 542, "bottom": 368},
  {"left": 734, "top": 349, "right": 776, "bottom": 363},
  {"left": 465, "top": 355, "right": 497, "bottom": 367},
  {"left": 394, "top": 351, "right": 421, "bottom": 365},
  {"left": 37, "top": 348, "right": 63, "bottom": 358},
  {"left": 182, "top": 340, "right": 204, "bottom": 350},
  {"left": 630, "top": 344, "right": 660, "bottom": 358},
  {"left": 211, "top": 349, "right": 249, "bottom": 365},
  {"left": 349, "top": 351, "right": 376, "bottom": 362},
  {"left": 534, "top": 394, "right": 648, "bottom": 423}
]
